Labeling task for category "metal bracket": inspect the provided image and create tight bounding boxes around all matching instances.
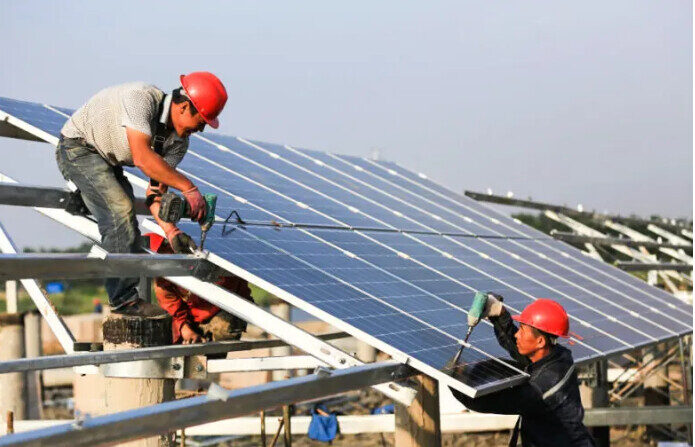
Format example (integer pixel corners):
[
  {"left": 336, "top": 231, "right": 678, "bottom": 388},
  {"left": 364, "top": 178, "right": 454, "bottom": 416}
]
[
  {"left": 101, "top": 355, "right": 208, "bottom": 379},
  {"left": 101, "top": 356, "right": 186, "bottom": 379}
]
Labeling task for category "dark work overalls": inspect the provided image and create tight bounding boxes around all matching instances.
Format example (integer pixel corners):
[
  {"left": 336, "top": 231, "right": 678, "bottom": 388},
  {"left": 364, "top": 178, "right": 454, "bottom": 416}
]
[{"left": 451, "top": 310, "right": 596, "bottom": 447}]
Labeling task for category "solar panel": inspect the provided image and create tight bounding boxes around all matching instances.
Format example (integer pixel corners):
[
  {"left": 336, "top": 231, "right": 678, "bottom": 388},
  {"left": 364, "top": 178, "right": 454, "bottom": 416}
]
[{"left": 0, "top": 95, "right": 691, "bottom": 398}]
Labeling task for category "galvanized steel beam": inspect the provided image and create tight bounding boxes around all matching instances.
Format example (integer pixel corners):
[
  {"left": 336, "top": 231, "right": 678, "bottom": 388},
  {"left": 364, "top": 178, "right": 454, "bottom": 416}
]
[
  {"left": 0, "top": 332, "right": 348, "bottom": 374},
  {"left": 0, "top": 361, "right": 414, "bottom": 447},
  {"left": 0, "top": 253, "right": 202, "bottom": 280}
]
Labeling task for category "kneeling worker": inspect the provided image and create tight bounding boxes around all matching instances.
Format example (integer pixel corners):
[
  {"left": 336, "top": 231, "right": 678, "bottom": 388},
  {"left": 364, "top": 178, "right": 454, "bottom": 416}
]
[
  {"left": 148, "top": 233, "right": 253, "bottom": 344},
  {"left": 451, "top": 295, "right": 596, "bottom": 447}
]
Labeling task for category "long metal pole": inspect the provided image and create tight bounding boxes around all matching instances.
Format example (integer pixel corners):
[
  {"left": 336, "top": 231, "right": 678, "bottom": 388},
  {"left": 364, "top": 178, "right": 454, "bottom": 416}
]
[
  {"left": 0, "top": 332, "right": 348, "bottom": 374},
  {"left": 0, "top": 253, "right": 203, "bottom": 281},
  {"left": 678, "top": 337, "right": 692, "bottom": 442},
  {"left": 0, "top": 361, "right": 413, "bottom": 447}
]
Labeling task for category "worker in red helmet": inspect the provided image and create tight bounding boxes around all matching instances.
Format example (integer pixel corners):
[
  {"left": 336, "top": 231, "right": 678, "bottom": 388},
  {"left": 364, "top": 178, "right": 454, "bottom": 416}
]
[
  {"left": 147, "top": 233, "right": 253, "bottom": 344},
  {"left": 451, "top": 295, "right": 596, "bottom": 447},
  {"left": 56, "top": 73, "right": 228, "bottom": 317}
]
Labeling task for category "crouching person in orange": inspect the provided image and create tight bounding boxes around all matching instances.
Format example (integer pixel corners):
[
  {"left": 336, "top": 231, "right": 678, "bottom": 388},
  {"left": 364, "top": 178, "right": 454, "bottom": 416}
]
[{"left": 146, "top": 233, "right": 253, "bottom": 344}]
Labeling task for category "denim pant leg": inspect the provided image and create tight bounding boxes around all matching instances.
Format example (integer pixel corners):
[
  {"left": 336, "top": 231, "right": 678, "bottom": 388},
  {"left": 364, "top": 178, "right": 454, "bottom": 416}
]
[{"left": 56, "top": 142, "right": 141, "bottom": 308}]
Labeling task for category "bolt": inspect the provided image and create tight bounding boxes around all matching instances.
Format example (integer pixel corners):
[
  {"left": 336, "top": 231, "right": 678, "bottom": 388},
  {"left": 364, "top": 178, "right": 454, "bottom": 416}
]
[
  {"left": 172, "top": 363, "right": 181, "bottom": 371},
  {"left": 196, "top": 365, "right": 204, "bottom": 372}
]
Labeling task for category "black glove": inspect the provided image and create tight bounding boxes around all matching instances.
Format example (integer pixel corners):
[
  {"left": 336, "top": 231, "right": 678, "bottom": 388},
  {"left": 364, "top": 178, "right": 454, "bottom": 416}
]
[{"left": 166, "top": 228, "right": 198, "bottom": 254}]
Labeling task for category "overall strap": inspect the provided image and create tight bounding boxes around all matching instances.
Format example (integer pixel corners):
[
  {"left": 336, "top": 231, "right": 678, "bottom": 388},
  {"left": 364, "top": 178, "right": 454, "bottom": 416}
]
[{"left": 149, "top": 92, "right": 172, "bottom": 191}]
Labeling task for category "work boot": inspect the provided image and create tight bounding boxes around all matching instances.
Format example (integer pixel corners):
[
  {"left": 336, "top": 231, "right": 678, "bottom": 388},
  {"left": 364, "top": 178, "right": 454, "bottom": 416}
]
[{"left": 111, "top": 300, "right": 169, "bottom": 318}]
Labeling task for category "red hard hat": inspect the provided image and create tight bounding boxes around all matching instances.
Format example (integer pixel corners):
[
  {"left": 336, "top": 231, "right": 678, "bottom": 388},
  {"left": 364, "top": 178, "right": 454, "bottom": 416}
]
[
  {"left": 179, "top": 72, "right": 228, "bottom": 129},
  {"left": 512, "top": 299, "right": 570, "bottom": 338}
]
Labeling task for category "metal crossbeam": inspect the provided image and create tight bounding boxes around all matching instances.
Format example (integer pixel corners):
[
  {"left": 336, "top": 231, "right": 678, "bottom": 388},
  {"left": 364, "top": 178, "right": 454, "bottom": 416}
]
[
  {"left": 616, "top": 262, "right": 692, "bottom": 272},
  {"left": 0, "top": 183, "right": 149, "bottom": 215},
  {"left": 0, "top": 361, "right": 414, "bottom": 447},
  {"left": 0, "top": 332, "right": 348, "bottom": 374},
  {"left": 0, "top": 253, "right": 203, "bottom": 280},
  {"left": 465, "top": 190, "right": 692, "bottom": 233},
  {"left": 2, "top": 405, "right": 691, "bottom": 438},
  {"left": 207, "top": 355, "right": 325, "bottom": 373},
  {"left": 551, "top": 231, "right": 691, "bottom": 250}
]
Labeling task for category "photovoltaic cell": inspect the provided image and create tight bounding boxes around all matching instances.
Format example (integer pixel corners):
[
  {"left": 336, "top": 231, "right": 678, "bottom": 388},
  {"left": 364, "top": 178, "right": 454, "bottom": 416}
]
[
  {"left": 0, "top": 95, "right": 691, "bottom": 397},
  {"left": 0, "top": 97, "right": 67, "bottom": 139}
]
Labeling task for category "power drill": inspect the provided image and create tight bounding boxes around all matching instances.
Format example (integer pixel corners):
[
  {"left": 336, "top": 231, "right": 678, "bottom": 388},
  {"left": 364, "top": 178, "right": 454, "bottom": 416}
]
[
  {"left": 158, "top": 192, "right": 217, "bottom": 250},
  {"left": 445, "top": 291, "right": 498, "bottom": 372}
]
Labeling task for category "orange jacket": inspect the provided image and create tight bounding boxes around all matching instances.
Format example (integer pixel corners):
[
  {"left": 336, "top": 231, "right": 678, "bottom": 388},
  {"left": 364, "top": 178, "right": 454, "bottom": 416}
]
[{"left": 154, "top": 275, "right": 251, "bottom": 343}]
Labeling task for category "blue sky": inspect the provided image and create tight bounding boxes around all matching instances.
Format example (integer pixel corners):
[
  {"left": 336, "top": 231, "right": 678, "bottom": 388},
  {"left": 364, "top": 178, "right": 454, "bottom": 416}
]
[{"left": 0, "top": 1, "right": 691, "bottom": 249}]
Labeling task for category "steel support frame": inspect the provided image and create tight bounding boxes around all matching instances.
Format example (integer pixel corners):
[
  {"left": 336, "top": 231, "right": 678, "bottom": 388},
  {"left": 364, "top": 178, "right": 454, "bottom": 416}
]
[
  {"left": 0, "top": 182, "right": 150, "bottom": 215},
  {"left": 551, "top": 231, "right": 691, "bottom": 250},
  {"left": 616, "top": 262, "right": 692, "bottom": 273},
  {"left": 0, "top": 252, "right": 205, "bottom": 281},
  {"left": 0, "top": 361, "right": 414, "bottom": 447},
  {"left": 464, "top": 190, "right": 692, "bottom": 233},
  {"left": 544, "top": 210, "right": 686, "bottom": 289}
]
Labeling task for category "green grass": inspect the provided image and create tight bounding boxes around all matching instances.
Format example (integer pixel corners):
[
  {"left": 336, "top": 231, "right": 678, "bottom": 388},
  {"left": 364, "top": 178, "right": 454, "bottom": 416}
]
[{"left": 0, "top": 281, "right": 106, "bottom": 315}]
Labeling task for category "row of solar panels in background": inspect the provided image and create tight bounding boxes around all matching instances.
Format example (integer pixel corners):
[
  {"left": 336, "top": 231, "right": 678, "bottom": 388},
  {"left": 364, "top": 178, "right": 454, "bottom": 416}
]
[{"left": 0, "top": 96, "right": 691, "bottom": 396}]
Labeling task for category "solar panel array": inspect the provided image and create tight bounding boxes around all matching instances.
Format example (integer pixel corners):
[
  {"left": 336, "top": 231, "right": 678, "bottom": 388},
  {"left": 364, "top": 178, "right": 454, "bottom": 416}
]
[{"left": 0, "top": 96, "right": 691, "bottom": 397}]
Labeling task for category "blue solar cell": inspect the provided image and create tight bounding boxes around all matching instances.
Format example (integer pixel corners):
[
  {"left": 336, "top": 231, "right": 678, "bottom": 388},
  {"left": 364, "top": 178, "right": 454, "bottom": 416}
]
[
  {"left": 188, "top": 135, "right": 383, "bottom": 229},
  {"left": 292, "top": 147, "right": 509, "bottom": 238},
  {"left": 363, "top": 156, "right": 552, "bottom": 240},
  {"left": 183, "top": 221, "right": 523, "bottom": 390},
  {"left": 514, "top": 239, "right": 692, "bottom": 329},
  {"left": 0, "top": 97, "right": 67, "bottom": 139},
  {"left": 203, "top": 135, "right": 481, "bottom": 235}
]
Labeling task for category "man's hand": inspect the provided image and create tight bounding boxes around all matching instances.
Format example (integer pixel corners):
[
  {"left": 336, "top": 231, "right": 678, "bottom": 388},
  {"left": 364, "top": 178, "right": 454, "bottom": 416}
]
[
  {"left": 165, "top": 227, "right": 198, "bottom": 254},
  {"left": 181, "top": 322, "right": 205, "bottom": 344},
  {"left": 483, "top": 292, "right": 504, "bottom": 319},
  {"left": 182, "top": 186, "right": 206, "bottom": 222}
]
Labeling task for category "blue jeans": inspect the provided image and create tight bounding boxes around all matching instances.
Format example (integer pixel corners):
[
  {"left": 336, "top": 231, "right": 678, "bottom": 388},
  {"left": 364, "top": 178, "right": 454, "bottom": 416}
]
[{"left": 56, "top": 138, "right": 141, "bottom": 309}]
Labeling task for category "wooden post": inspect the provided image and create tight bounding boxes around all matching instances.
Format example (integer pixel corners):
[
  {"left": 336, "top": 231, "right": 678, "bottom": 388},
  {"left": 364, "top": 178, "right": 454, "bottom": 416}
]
[
  {"left": 357, "top": 340, "right": 377, "bottom": 363},
  {"left": 579, "top": 360, "right": 609, "bottom": 447},
  {"left": 260, "top": 410, "right": 267, "bottom": 447},
  {"left": 23, "top": 311, "right": 43, "bottom": 419},
  {"left": 101, "top": 313, "right": 175, "bottom": 447},
  {"left": 5, "top": 281, "right": 18, "bottom": 314},
  {"left": 395, "top": 374, "right": 441, "bottom": 447},
  {"left": 282, "top": 405, "right": 292, "bottom": 447},
  {"left": 0, "top": 314, "right": 26, "bottom": 421},
  {"left": 643, "top": 344, "right": 670, "bottom": 441},
  {"left": 5, "top": 411, "right": 13, "bottom": 435},
  {"left": 270, "top": 303, "right": 292, "bottom": 381}
]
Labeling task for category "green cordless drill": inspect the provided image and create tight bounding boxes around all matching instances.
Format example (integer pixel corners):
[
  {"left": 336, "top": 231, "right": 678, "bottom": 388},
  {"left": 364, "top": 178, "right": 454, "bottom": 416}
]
[
  {"left": 445, "top": 291, "right": 497, "bottom": 373},
  {"left": 158, "top": 192, "right": 217, "bottom": 250}
]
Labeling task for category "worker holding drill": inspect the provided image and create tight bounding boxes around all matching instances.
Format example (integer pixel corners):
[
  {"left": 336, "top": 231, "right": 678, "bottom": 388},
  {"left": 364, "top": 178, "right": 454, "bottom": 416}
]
[
  {"left": 452, "top": 293, "right": 596, "bottom": 447},
  {"left": 56, "top": 72, "right": 227, "bottom": 317},
  {"left": 147, "top": 233, "right": 253, "bottom": 344}
]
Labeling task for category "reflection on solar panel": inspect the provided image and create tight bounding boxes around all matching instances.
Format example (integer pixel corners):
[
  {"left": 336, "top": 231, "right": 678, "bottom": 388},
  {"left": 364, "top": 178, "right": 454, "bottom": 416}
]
[{"left": 0, "top": 96, "right": 691, "bottom": 397}]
